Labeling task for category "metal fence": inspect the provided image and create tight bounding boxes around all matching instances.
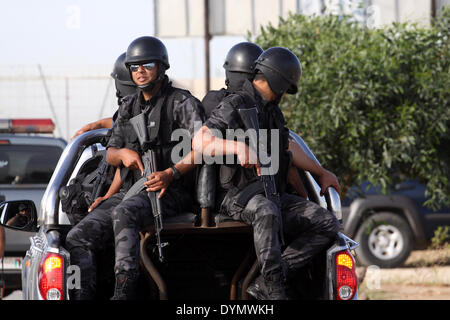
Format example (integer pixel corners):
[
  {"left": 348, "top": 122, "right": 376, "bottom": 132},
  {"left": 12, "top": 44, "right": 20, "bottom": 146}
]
[
  {"left": 0, "top": 64, "right": 116, "bottom": 141},
  {"left": 0, "top": 64, "right": 226, "bottom": 141}
]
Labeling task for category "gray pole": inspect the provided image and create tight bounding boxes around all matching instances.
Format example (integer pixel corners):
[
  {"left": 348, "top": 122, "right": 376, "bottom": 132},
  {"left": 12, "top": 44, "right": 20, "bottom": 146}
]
[
  {"left": 154, "top": 0, "right": 159, "bottom": 36},
  {"left": 65, "top": 77, "right": 69, "bottom": 140},
  {"left": 251, "top": 0, "right": 256, "bottom": 34},
  {"left": 431, "top": 0, "right": 437, "bottom": 23},
  {"left": 320, "top": 0, "right": 326, "bottom": 14},
  {"left": 98, "top": 78, "right": 113, "bottom": 119},
  {"left": 204, "top": 0, "right": 211, "bottom": 93},
  {"left": 395, "top": 0, "right": 400, "bottom": 22},
  {"left": 185, "top": 0, "right": 190, "bottom": 36},
  {"left": 37, "top": 64, "right": 63, "bottom": 138}
]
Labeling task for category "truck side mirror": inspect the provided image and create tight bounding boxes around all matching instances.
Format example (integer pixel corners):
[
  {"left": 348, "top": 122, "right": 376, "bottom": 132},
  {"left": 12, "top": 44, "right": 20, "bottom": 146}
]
[{"left": 0, "top": 200, "right": 39, "bottom": 232}]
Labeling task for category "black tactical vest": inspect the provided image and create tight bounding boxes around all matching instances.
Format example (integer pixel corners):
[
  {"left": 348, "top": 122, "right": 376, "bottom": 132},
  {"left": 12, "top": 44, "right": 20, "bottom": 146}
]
[
  {"left": 218, "top": 89, "right": 292, "bottom": 204},
  {"left": 202, "top": 88, "right": 229, "bottom": 118},
  {"left": 118, "top": 81, "right": 195, "bottom": 192}
]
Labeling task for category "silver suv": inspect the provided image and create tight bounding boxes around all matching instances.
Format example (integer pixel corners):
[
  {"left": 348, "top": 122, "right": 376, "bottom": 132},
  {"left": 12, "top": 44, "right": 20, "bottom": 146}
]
[{"left": 0, "top": 119, "right": 66, "bottom": 293}]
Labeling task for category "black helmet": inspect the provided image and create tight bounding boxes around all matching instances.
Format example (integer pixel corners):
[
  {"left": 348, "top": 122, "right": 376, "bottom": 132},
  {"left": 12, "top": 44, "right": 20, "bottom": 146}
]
[
  {"left": 125, "top": 36, "right": 169, "bottom": 91},
  {"left": 223, "top": 42, "right": 263, "bottom": 74},
  {"left": 125, "top": 36, "right": 170, "bottom": 70},
  {"left": 254, "top": 47, "right": 302, "bottom": 95},
  {"left": 111, "top": 52, "right": 136, "bottom": 98}
]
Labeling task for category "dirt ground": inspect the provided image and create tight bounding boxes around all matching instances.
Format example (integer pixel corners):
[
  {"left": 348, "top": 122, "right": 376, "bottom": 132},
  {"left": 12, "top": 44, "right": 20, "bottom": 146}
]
[{"left": 357, "top": 247, "right": 450, "bottom": 300}]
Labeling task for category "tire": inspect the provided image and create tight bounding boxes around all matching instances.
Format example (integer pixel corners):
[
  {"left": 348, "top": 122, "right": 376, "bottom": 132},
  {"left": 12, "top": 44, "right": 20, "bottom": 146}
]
[{"left": 355, "top": 212, "right": 413, "bottom": 268}]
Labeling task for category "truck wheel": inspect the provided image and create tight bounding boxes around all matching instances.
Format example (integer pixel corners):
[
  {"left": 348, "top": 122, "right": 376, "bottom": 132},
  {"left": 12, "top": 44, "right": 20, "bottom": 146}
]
[{"left": 355, "top": 212, "right": 413, "bottom": 268}]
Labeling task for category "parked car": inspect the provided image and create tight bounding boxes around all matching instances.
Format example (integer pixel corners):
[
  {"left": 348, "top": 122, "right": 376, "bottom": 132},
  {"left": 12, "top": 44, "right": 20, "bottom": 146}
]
[
  {"left": 0, "top": 119, "right": 66, "bottom": 293},
  {"left": 0, "top": 129, "right": 358, "bottom": 300},
  {"left": 341, "top": 180, "right": 450, "bottom": 268}
]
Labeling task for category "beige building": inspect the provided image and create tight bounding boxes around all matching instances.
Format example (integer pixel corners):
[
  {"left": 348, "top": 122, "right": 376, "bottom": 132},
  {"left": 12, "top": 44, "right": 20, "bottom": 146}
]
[
  {"left": 1, "top": 0, "right": 448, "bottom": 140},
  {"left": 156, "top": 0, "right": 449, "bottom": 98}
]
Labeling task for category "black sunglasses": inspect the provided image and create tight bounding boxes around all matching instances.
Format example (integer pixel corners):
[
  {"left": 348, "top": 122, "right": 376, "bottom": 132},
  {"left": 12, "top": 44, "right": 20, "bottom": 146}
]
[{"left": 129, "top": 62, "right": 156, "bottom": 72}]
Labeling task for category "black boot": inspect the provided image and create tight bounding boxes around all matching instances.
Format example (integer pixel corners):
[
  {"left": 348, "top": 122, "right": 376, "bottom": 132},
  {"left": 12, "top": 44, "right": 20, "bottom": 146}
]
[
  {"left": 111, "top": 272, "right": 139, "bottom": 300},
  {"left": 266, "top": 275, "right": 288, "bottom": 300},
  {"left": 247, "top": 274, "right": 288, "bottom": 300},
  {"left": 246, "top": 274, "right": 268, "bottom": 300}
]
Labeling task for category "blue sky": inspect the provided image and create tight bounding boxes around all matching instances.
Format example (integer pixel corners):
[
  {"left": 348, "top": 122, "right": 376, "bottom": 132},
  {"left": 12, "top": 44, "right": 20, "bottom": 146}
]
[{"left": 0, "top": 0, "right": 244, "bottom": 79}]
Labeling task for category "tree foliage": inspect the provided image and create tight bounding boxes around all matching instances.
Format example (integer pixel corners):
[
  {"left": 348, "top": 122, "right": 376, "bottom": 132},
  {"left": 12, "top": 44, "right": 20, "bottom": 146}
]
[{"left": 253, "top": 9, "right": 450, "bottom": 208}]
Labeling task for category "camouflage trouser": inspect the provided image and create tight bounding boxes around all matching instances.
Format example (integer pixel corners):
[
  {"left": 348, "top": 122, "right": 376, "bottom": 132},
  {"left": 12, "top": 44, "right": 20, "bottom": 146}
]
[
  {"left": 222, "top": 192, "right": 284, "bottom": 279},
  {"left": 112, "top": 188, "right": 187, "bottom": 277},
  {"left": 280, "top": 193, "right": 341, "bottom": 278},
  {"left": 221, "top": 192, "right": 341, "bottom": 280},
  {"left": 65, "top": 192, "right": 125, "bottom": 300},
  {"left": 66, "top": 188, "right": 189, "bottom": 299}
]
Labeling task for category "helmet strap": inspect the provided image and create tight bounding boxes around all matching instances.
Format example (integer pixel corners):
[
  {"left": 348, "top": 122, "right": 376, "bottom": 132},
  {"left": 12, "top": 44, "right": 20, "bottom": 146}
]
[
  {"left": 116, "top": 90, "right": 123, "bottom": 106},
  {"left": 273, "top": 94, "right": 283, "bottom": 105}
]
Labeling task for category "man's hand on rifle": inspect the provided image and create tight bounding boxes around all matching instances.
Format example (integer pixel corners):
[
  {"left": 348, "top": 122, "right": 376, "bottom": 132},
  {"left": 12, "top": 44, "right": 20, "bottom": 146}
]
[
  {"left": 236, "top": 141, "right": 261, "bottom": 176},
  {"left": 119, "top": 149, "right": 145, "bottom": 175},
  {"left": 144, "top": 168, "right": 174, "bottom": 198}
]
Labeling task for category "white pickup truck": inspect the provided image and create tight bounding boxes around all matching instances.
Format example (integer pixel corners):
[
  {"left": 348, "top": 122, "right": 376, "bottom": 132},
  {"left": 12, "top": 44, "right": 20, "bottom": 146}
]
[
  {"left": 0, "top": 127, "right": 359, "bottom": 300},
  {"left": 0, "top": 119, "right": 66, "bottom": 296}
]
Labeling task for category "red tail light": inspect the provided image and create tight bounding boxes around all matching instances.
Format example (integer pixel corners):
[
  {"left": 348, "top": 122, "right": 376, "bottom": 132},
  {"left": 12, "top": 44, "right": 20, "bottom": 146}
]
[
  {"left": 38, "top": 253, "right": 65, "bottom": 300},
  {"left": 335, "top": 250, "right": 357, "bottom": 300}
]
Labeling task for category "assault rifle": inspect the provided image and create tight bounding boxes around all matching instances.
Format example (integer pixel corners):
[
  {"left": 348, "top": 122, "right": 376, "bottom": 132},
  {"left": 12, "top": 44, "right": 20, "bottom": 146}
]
[
  {"left": 130, "top": 112, "right": 167, "bottom": 263},
  {"left": 237, "top": 107, "right": 284, "bottom": 245},
  {"left": 90, "top": 158, "right": 109, "bottom": 203}
]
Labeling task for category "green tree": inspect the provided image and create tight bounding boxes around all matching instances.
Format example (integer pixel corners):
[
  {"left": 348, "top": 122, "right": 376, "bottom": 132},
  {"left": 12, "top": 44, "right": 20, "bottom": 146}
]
[{"left": 253, "top": 9, "right": 450, "bottom": 208}]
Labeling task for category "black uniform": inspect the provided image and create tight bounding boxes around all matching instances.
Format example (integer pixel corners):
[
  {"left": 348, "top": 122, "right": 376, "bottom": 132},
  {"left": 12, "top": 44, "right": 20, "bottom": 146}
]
[
  {"left": 204, "top": 80, "right": 341, "bottom": 296},
  {"left": 202, "top": 88, "right": 228, "bottom": 118},
  {"left": 65, "top": 76, "right": 205, "bottom": 299},
  {"left": 109, "top": 76, "right": 204, "bottom": 276},
  {"left": 202, "top": 79, "right": 245, "bottom": 118}
]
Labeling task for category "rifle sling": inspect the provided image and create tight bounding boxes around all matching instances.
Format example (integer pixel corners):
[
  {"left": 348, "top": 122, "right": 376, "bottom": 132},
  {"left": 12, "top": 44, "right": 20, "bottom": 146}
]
[
  {"left": 233, "top": 180, "right": 265, "bottom": 208},
  {"left": 123, "top": 176, "right": 147, "bottom": 201},
  {"left": 146, "top": 92, "right": 168, "bottom": 143}
]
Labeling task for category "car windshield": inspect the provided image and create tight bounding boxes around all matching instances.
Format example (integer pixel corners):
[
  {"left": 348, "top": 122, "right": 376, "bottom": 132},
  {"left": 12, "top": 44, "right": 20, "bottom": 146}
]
[{"left": 0, "top": 144, "right": 62, "bottom": 184}]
